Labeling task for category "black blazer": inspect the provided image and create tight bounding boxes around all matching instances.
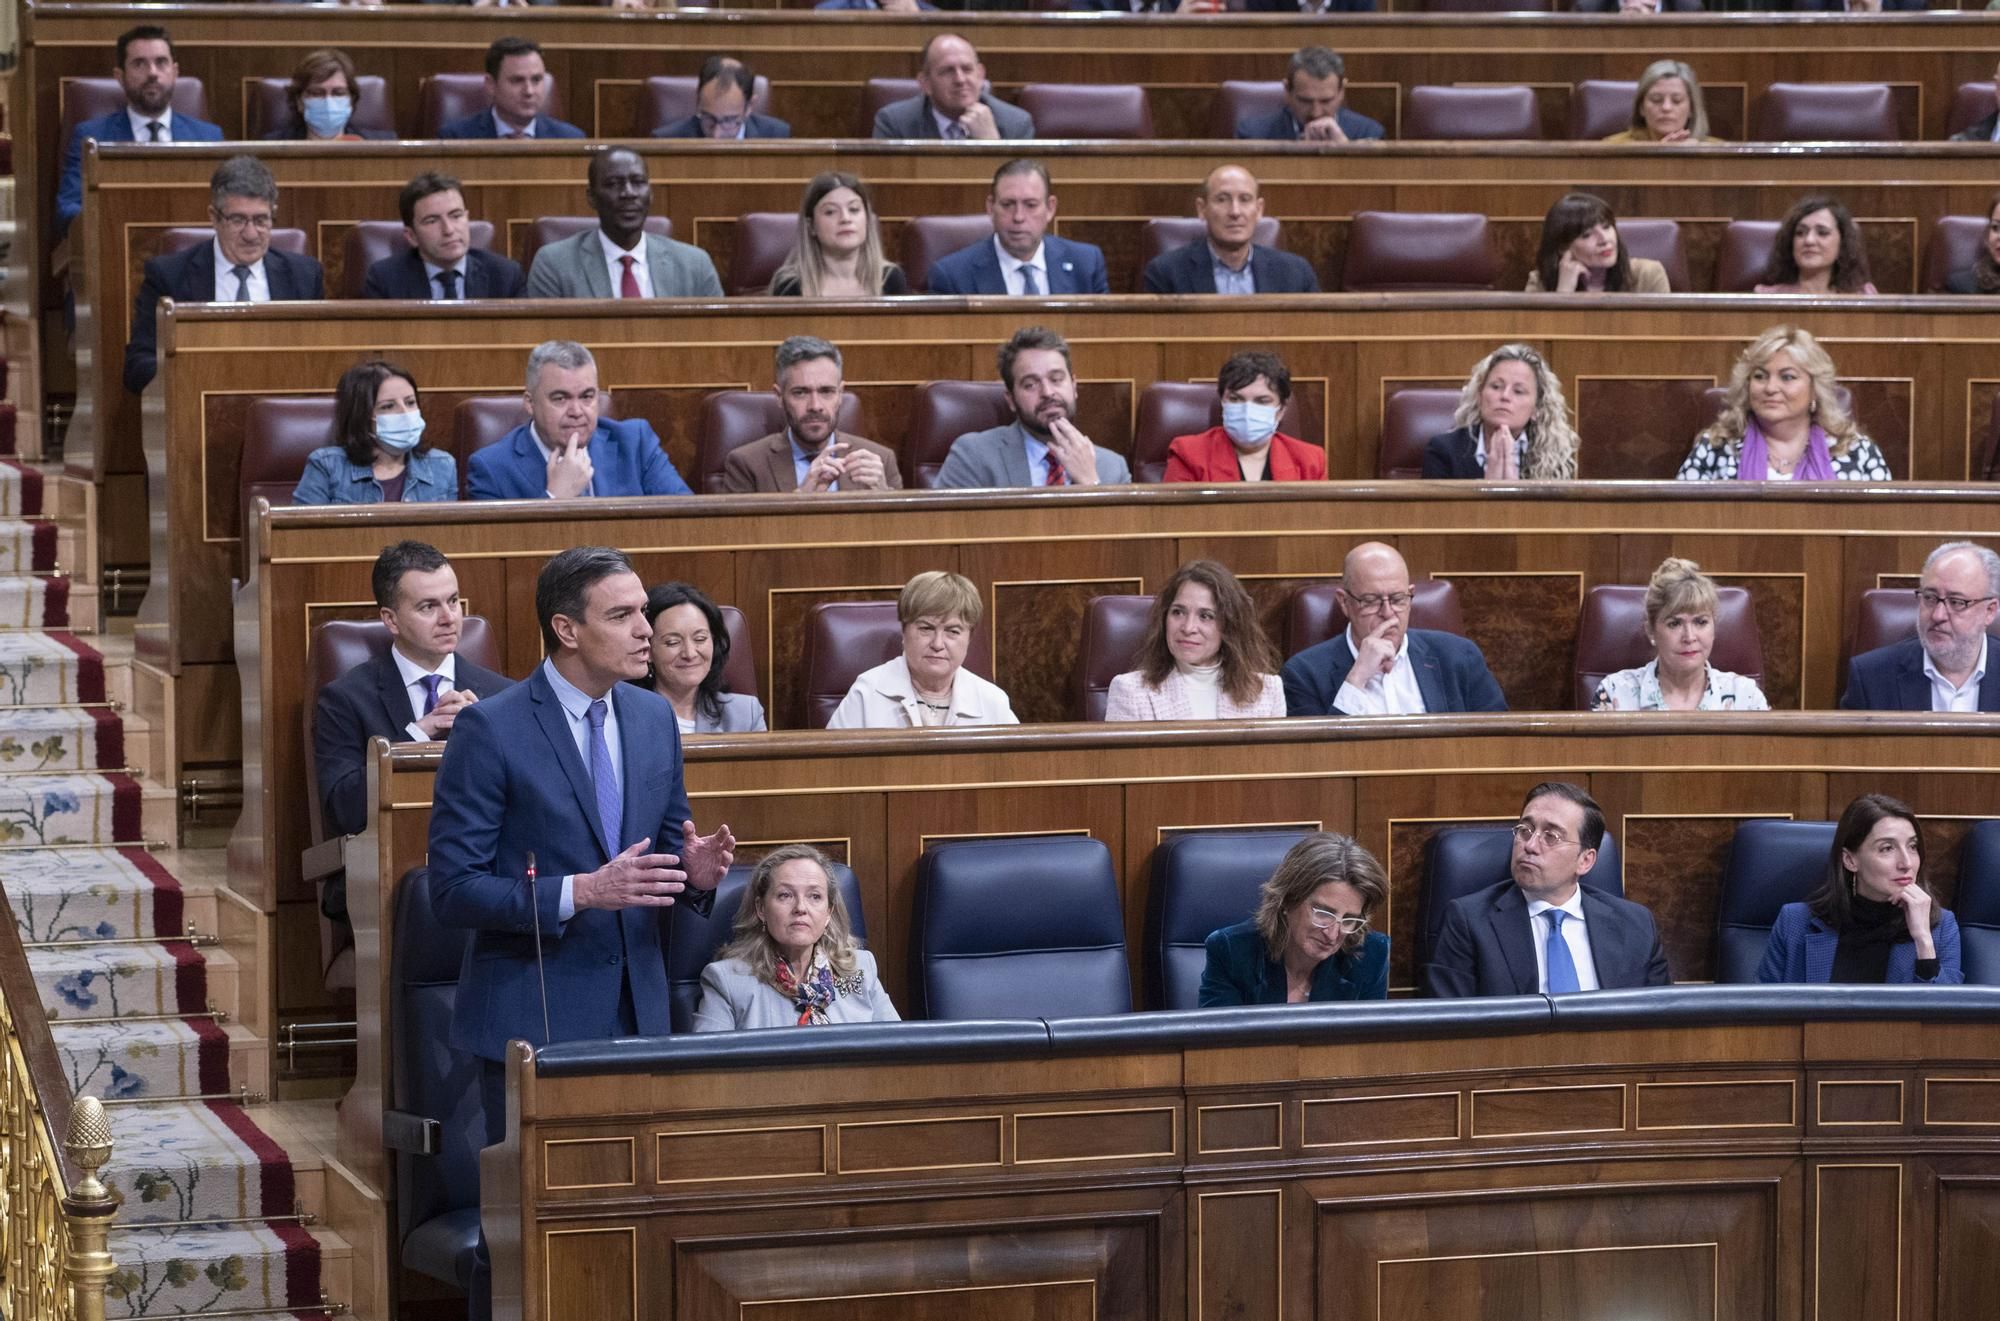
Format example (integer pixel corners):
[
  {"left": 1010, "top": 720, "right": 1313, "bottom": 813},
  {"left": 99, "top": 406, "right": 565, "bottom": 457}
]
[
  {"left": 125, "top": 241, "right": 324, "bottom": 393},
  {"left": 1952, "top": 110, "right": 1999, "bottom": 144},
  {"left": 651, "top": 112, "right": 792, "bottom": 139},
  {"left": 1141, "top": 240, "right": 1319, "bottom": 295},
  {"left": 1422, "top": 427, "right": 1481, "bottom": 479},
  {"left": 1424, "top": 879, "right": 1673, "bottom": 998},
  {"left": 1839, "top": 636, "right": 2000, "bottom": 713},
  {"left": 1234, "top": 106, "right": 1385, "bottom": 142},
  {"left": 361, "top": 247, "right": 528, "bottom": 301}
]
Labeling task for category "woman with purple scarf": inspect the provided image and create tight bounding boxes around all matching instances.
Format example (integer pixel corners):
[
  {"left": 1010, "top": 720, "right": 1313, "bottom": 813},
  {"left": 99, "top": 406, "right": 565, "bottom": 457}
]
[{"left": 1676, "top": 326, "right": 1892, "bottom": 483}]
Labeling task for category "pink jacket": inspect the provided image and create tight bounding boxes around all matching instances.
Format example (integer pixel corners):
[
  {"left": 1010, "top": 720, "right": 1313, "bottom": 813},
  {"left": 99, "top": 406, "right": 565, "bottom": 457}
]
[{"left": 1104, "top": 669, "right": 1285, "bottom": 721}]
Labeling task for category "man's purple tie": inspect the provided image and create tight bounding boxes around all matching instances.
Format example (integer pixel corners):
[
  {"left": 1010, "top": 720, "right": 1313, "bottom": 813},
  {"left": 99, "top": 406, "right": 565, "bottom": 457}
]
[
  {"left": 419, "top": 674, "right": 444, "bottom": 717},
  {"left": 587, "top": 699, "right": 623, "bottom": 854}
]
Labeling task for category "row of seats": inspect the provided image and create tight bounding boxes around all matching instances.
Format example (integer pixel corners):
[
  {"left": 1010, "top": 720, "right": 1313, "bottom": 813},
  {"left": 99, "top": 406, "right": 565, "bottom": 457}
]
[{"left": 62, "top": 70, "right": 1998, "bottom": 144}]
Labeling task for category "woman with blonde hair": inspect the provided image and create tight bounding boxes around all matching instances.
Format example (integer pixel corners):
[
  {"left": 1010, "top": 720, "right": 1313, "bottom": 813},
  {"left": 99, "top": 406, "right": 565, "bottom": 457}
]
[
  {"left": 1422, "top": 344, "right": 1579, "bottom": 480},
  {"left": 1592, "top": 558, "right": 1769, "bottom": 711},
  {"left": 1677, "top": 326, "right": 1891, "bottom": 482},
  {"left": 769, "top": 171, "right": 908, "bottom": 297},
  {"left": 1603, "top": 60, "right": 1721, "bottom": 144},
  {"left": 1106, "top": 560, "right": 1284, "bottom": 721},
  {"left": 694, "top": 844, "right": 900, "bottom": 1029},
  {"left": 1199, "top": 832, "right": 1390, "bottom": 1006}
]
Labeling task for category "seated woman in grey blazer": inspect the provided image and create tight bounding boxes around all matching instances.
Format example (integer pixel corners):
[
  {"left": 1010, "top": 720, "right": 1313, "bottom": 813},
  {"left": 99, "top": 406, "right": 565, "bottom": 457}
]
[
  {"left": 631, "top": 582, "right": 766, "bottom": 733},
  {"left": 694, "top": 844, "right": 901, "bottom": 1030}
]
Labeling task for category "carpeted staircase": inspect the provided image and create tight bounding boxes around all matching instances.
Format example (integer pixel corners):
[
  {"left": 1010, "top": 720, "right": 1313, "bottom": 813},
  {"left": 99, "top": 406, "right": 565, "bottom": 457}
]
[{"left": 0, "top": 444, "right": 345, "bottom": 1315}]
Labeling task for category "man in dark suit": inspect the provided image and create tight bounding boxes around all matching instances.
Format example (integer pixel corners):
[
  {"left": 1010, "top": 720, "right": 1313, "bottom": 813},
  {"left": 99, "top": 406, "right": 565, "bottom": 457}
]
[
  {"left": 873, "top": 34, "right": 1035, "bottom": 140},
  {"left": 1283, "top": 542, "right": 1506, "bottom": 716},
  {"left": 1951, "top": 59, "right": 2000, "bottom": 142},
  {"left": 362, "top": 171, "right": 527, "bottom": 301},
  {"left": 430, "top": 545, "right": 735, "bottom": 1319},
  {"left": 123, "top": 155, "right": 324, "bottom": 394},
  {"left": 1841, "top": 541, "right": 2000, "bottom": 712},
  {"left": 720, "top": 336, "right": 902, "bottom": 493},
  {"left": 1235, "top": 46, "right": 1386, "bottom": 143},
  {"left": 1142, "top": 165, "right": 1319, "bottom": 295},
  {"left": 468, "top": 340, "right": 693, "bottom": 500},
  {"left": 924, "top": 159, "right": 1110, "bottom": 296},
  {"left": 438, "top": 36, "right": 584, "bottom": 139},
  {"left": 56, "top": 24, "right": 224, "bottom": 236},
  {"left": 652, "top": 56, "right": 792, "bottom": 139},
  {"left": 1425, "top": 782, "right": 1672, "bottom": 998}
]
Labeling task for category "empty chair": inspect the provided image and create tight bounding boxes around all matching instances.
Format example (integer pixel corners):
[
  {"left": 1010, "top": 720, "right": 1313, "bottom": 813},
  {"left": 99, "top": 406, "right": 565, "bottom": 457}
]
[
  {"left": 909, "top": 835, "right": 1130, "bottom": 1019},
  {"left": 1404, "top": 85, "right": 1540, "bottom": 141},
  {"left": 860, "top": 78, "right": 921, "bottom": 137},
  {"left": 1138, "top": 217, "right": 1282, "bottom": 274},
  {"left": 1921, "top": 214, "right": 1989, "bottom": 293},
  {"left": 727, "top": 212, "right": 798, "bottom": 295},
  {"left": 798, "top": 599, "right": 996, "bottom": 729},
  {"left": 906, "top": 381, "right": 1010, "bottom": 489},
  {"left": 418, "top": 71, "right": 563, "bottom": 137},
  {"left": 1955, "top": 821, "right": 2000, "bottom": 984},
  {"left": 242, "top": 396, "right": 337, "bottom": 530},
  {"left": 1071, "top": 595, "right": 1155, "bottom": 720},
  {"left": 1379, "top": 388, "right": 1461, "bottom": 479},
  {"left": 520, "top": 215, "right": 670, "bottom": 273},
  {"left": 1714, "top": 220, "right": 1781, "bottom": 293},
  {"left": 1713, "top": 820, "right": 1834, "bottom": 983},
  {"left": 1211, "top": 80, "right": 1286, "bottom": 139},
  {"left": 1283, "top": 580, "right": 1464, "bottom": 656},
  {"left": 902, "top": 215, "right": 994, "bottom": 293},
  {"left": 1617, "top": 219, "right": 1691, "bottom": 293},
  {"left": 1570, "top": 80, "right": 1638, "bottom": 139},
  {"left": 694, "top": 389, "right": 865, "bottom": 494},
  {"left": 1016, "top": 83, "right": 1153, "bottom": 139},
  {"left": 248, "top": 73, "right": 394, "bottom": 139},
  {"left": 1417, "top": 824, "right": 1624, "bottom": 973},
  {"left": 1982, "top": 393, "right": 2000, "bottom": 482},
  {"left": 1132, "top": 381, "right": 1304, "bottom": 483},
  {"left": 664, "top": 860, "right": 867, "bottom": 1032},
  {"left": 1146, "top": 829, "right": 1312, "bottom": 1009},
  {"left": 1340, "top": 213, "right": 1497, "bottom": 292},
  {"left": 1949, "top": 80, "right": 1998, "bottom": 140},
  {"left": 339, "top": 220, "right": 496, "bottom": 299},
  {"left": 645, "top": 72, "right": 771, "bottom": 133},
  {"left": 1754, "top": 83, "right": 1898, "bottom": 143},
  {"left": 1573, "top": 583, "right": 1764, "bottom": 710}
]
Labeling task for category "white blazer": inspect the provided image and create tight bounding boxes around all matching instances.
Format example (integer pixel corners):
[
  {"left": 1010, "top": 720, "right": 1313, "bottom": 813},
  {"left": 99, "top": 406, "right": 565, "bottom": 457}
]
[
  {"left": 1104, "top": 670, "right": 1285, "bottom": 721},
  {"left": 692, "top": 950, "right": 902, "bottom": 1030},
  {"left": 825, "top": 656, "right": 1020, "bottom": 729}
]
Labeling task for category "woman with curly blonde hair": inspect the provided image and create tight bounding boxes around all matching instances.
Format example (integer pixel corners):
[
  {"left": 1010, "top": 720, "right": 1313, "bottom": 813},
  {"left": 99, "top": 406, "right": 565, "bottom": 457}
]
[
  {"left": 1677, "top": 326, "right": 1891, "bottom": 482},
  {"left": 1422, "top": 343, "right": 1579, "bottom": 480}
]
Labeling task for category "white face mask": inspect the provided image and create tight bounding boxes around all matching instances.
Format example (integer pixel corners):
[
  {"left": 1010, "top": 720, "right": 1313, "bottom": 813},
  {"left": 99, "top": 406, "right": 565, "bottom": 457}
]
[{"left": 1221, "top": 400, "right": 1279, "bottom": 451}]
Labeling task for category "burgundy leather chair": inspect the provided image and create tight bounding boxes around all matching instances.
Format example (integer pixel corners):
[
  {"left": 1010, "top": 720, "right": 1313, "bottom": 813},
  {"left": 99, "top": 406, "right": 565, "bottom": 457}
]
[
  {"left": 339, "top": 220, "right": 497, "bottom": 299},
  {"left": 728, "top": 213, "right": 798, "bottom": 295},
  {"left": 1139, "top": 217, "right": 1282, "bottom": 272},
  {"left": 1380, "top": 388, "right": 1461, "bottom": 479},
  {"left": 1209, "top": 80, "right": 1286, "bottom": 139},
  {"left": 645, "top": 73, "right": 771, "bottom": 133},
  {"left": 1570, "top": 80, "right": 1637, "bottom": 140},
  {"left": 418, "top": 72, "right": 563, "bottom": 137},
  {"left": 1072, "top": 595, "right": 1155, "bottom": 720},
  {"left": 521, "top": 216, "right": 671, "bottom": 272},
  {"left": 158, "top": 226, "right": 309, "bottom": 260},
  {"left": 1016, "top": 84, "right": 1153, "bottom": 140},
  {"left": 246, "top": 74, "right": 394, "bottom": 139},
  {"left": 1284, "top": 580, "right": 1465, "bottom": 657},
  {"left": 799, "top": 599, "right": 994, "bottom": 728},
  {"left": 1948, "top": 81, "right": 1997, "bottom": 139},
  {"left": 1714, "top": 220, "right": 1781, "bottom": 293},
  {"left": 1340, "top": 212, "right": 1496, "bottom": 292},
  {"left": 1573, "top": 584, "right": 1762, "bottom": 710},
  {"left": 859, "top": 78, "right": 921, "bottom": 138},
  {"left": 1849, "top": 587, "right": 1921, "bottom": 675},
  {"left": 1403, "top": 85, "right": 1540, "bottom": 141},
  {"left": 241, "top": 396, "right": 338, "bottom": 547},
  {"left": 715, "top": 604, "right": 759, "bottom": 702},
  {"left": 903, "top": 215, "right": 993, "bottom": 293},
  {"left": 60, "top": 77, "right": 209, "bottom": 161},
  {"left": 1753, "top": 83, "right": 1898, "bottom": 143},
  {"left": 452, "top": 397, "right": 527, "bottom": 488},
  {"left": 1921, "top": 215, "right": 1988, "bottom": 293},
  {"left": 1133, "top": 381, "right": 1303, "bottom": 483},
  {"left": 694, "top": 389, "right": 865, "bottom": 493},
  {"left": 1981, "top": 392, "right": 2000, "bottom": 482},
  {"left": 908, "top": 381, "right": 1011, "bottom": 488},
  {"left": 1618, "top": 218, "right": 1690, "bottom": 292}
]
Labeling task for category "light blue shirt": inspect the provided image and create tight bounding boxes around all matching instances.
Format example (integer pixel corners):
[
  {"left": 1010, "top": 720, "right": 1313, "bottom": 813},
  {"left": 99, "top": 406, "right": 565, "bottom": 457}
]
[
  {"left": 1209, "top": 244, "right": 1255, "bottom": 295},
  {"left": 1022, "top": 431, "right": 1062, "bottom": 486},
  {"left": 540, "top": 657, "right": 623, "bottom": 922},
  {"left": 788, "top": 429, "right": 837, "bottom": 491}
]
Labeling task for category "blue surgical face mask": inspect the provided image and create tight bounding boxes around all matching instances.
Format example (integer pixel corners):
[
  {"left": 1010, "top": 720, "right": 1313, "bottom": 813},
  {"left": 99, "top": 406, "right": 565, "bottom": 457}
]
[
  {"left": 374, "top": 410, "right": 425, "bottom": 454},
  {"left": 302, "top": 95, "right": 353, "bottom": 139},
  {"left": 1221, "top": 400, "right": 1280, "bottom": 451}
]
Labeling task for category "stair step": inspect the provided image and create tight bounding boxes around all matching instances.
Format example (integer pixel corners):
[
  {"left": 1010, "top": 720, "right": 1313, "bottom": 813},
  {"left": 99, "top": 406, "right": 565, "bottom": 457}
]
[
  {"left": 0, "top": 575, "right": 94, "bottom": 633},
  {"left": 101, "top": 1100, "right": 310, "bottom": 1227},
  {"left": 53, "top": 1018, "right": 265, "bottom": 1102},
  {"left": 32, "top": 941, "right": 236, "bottom": 1022},
  {"left": 0, "top": 772, "right": 148, "bottom": 846},
  {"left": 106, "top": 1222, "right": 337, "bottom": 1318},
  {"left": 1, "top": 845, "right": 206, "bottom": 943},
  {"left": 0, "top": 630, "right": 106, "bottom": 705},
  {"left": 0, "top": 704, "right": 123, "bottom": 771}
]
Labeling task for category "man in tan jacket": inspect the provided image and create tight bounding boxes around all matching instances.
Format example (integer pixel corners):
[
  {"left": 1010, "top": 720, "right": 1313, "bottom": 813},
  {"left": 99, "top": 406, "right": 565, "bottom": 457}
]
[{"left": 720, "top": 336, "right": 903, "bottom": 493}]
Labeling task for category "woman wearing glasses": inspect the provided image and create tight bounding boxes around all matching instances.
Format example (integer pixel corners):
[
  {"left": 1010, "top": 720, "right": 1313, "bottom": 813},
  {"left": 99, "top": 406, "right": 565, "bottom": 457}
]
[
  {"left": 1592, "top": 557, "right": 1768, "bottom": 712},
  {"left": 1422, "top": 344, "right": 1580, "bottom": 480},
  {"left": 1198, "top": 832, "right": 1389, "bottom": 1006},
  {"left": 1677, "top": 326, "right": 1890, "bottom": 482}
]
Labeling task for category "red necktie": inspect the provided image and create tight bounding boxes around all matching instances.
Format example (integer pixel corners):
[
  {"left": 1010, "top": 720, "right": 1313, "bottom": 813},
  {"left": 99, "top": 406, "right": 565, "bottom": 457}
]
[
  {"left": 1045, "top": 454, "right": 1067, "bottom": 486},
  {"left": 619, "top": 255, "right": 642, "bottom": 299}
]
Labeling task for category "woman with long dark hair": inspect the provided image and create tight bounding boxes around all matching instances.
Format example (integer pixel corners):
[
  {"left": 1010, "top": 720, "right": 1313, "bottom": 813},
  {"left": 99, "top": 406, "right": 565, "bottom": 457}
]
[
  {"left": 1526, "top": 193, "right": 1669, "bottom": 294},
  {"left": 630, "top": 582, "right": 766, "bottom": 733},
  {"left": 292, "top": 359, "right": 457, "bottom": 505},
  {"left": 1105, "top": 560, "right": 1284, "bottom": 720}
]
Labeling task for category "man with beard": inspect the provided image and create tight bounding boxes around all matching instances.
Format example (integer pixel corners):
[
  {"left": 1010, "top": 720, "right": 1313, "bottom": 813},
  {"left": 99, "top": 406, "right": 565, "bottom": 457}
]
[
  {"left": 936, "top": 327, "right": 1132, "bottom": 489},
  {"left": 719, "top": 337, "right": 901, "bottom": 493},
  {"left": 1842, "top": 541, "right": 2000, "bottom": 711},
  {"left": 525, "top": 147, "right": 722, "bottom": 299},
  {"left": 58, "top": 25, "right": 223, "bottom": 236}
]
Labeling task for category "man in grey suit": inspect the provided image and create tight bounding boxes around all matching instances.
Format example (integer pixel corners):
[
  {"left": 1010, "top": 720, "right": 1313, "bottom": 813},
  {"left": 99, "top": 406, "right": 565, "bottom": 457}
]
[
  {"left": 873, "top": 34, "right": 1034, "bottom": 141},
  {"left": 525, "top": 147, "right": 723, "bottom": 299},
  {"left": 937, "top": 327, "right": 1132, "bottom": 489}
]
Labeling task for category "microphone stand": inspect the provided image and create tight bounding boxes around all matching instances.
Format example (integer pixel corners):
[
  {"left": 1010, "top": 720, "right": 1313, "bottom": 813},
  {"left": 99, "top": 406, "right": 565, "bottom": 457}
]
[{"left": 525, "top": 851, "right": 552, "bottom": 1044}]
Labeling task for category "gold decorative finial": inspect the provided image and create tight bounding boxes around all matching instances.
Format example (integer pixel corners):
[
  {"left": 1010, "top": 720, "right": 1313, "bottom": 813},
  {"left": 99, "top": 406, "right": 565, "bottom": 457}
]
[{"left": 63, "top": 1096, "right": 113, "bottom": 1201}]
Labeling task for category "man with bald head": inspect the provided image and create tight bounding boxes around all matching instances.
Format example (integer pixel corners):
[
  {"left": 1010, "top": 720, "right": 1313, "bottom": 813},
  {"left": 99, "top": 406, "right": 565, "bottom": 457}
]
[
  {"left": 1282, "top": 542, "right": 1507, "bottom": 716},
  {"left": 1142, "top": 165, "right": 1319, "bottom": 294},
  {"left": 873, "top": 34, "right": 1034, "bottom": 140},
  {"left": 1841, "top": 540, "right": 2000, "bottom": 711}
]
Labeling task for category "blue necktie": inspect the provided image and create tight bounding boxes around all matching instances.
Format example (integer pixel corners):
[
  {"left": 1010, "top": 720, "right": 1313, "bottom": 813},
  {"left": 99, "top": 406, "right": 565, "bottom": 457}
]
[
  {"left": 418, "top": 674, "right": 443, "bottom": 717},
  {"left": 586, "top": 699, "right": 622, "bottom": 855},
  {"left": 1543, "top": 909, "right": 1581, "bottom": 994}
]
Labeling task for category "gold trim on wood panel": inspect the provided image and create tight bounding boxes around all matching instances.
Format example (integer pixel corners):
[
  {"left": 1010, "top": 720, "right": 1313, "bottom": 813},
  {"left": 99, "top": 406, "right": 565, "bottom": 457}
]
[
  {"left": 1010, "top": 1104, "right": 1180, "bottom": 1165},
  {"left": 833, "top": 1114, "right": 1005, "bottom": 1175},
  {"left": 1375, "top": 1242, "right": 1720, "bottom": 1321},
  {"left": 1385, "top": 814, "right": 1513, "bottom": 993},
  {"left": 740, "top": 1280, "right": 1098, "bottom": 1315},
  {"left": 1196, "top": 1188, "right": 1281, "bottom": 1321},
  {"left": 1922, "top": 1076, "right": 2000, "bottom": 1127},
  {"left": 1156, "top": 820, "right": 1320, "bottom": 844},
  {"left": 1813, "top": 1162, "right": 1904, "bottom": 1321},
  {"left": 988, "top": 576, "right": 1146, "bottom": 689},
  {"left": 1468, "top": 1082, "right": 1628, "bottom": 1138},
  {"left": 1300, "top": 1090, "right": 1462, "bottom": 1148},
  {"left": 918, "top": 827, "right": 1091, "bottom": 851},
  {"left": 1705, "top": 570, "right": 1809, "bottom": 711},
  {"left": 1816, "top": 1078, "right": 1906, "bottom": 1127},
  {"left": 543, "top": 1225, "right": 638, "bottom": 1321},
  {"left": 540, "top": 1134, "right": 636, "bottom": 1191},
  {"left": 1960, "top": 378, "right": 2000, "bottom": 480},
  {"left": 1617, "top": 811, "right": 1792, "bottom": 870},
  {"left": 652, "top": 1123, "right": 828, "bottom": 1185},
  {"left": 763, "top": 582, "right": 904, "bottom": 719},
  {"left": 1196, "top": 1102, "right": 1283, "bottom": 1154},
  {"left": 1634, "top": 1078, "right": 1798, "bottom": 1131}
]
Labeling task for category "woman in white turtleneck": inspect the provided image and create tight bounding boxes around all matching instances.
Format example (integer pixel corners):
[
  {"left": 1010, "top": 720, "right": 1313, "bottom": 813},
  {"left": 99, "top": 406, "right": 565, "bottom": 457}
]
[{"left": 1105, "top": 560, "right": 1286, "bottom": 722}]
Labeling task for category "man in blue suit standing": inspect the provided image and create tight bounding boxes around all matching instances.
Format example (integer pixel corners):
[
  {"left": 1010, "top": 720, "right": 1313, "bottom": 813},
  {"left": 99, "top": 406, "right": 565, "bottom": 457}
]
[
  {"left": 57, "top": 25, "right": 224, "bottom": 237},
  {"left": 1840, "top": 541, "right": 2000, "bottom": 712},
  {"left": 1141, "top": 166, "right": 1320, "bottom": 295},
  {"left": 438, "top": 37, "right": 584, "bottom": 140},
  {"left": 467, "top": 341, "right": 693, "bottom": 500},
  {"left": 430, "top": 544, "right": 735, "bottom": 1319},
  {"left": 1282, "top": 541, "right": 1507, "bottom": 716},
  {"left": 925, "top": 160, "right": 1110, "bottom": 296},
  {"left": 362, "top": 172, "right": 527, "bottom": 301},
  {"left": 1235, "top": 47, "right": 1387, "bottom": 143}
]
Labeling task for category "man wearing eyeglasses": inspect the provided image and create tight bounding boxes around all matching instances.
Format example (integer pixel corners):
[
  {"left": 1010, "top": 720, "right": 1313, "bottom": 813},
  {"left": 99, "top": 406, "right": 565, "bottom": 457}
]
[
  {"left": 123, "top": 155, "right": 324, "bottom": 393},
  {"left": 1841, "top": 541, "right": 2000, "bottom": 712},
  {"left": 1281, "top": 541, "right": 1507, "bottom": 716},
  {"left": 1424, "top": 782, "right": 1672, "bottom": 999},
  {"left": 651, "top": 57, "right": 792, "bottom": 141}
]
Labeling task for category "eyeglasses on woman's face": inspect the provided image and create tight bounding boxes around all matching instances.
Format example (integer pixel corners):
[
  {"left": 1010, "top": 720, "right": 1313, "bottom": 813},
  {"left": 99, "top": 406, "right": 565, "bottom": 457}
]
[{"left": 1306, "top": 906, "right": 1369, "bottom": 934}]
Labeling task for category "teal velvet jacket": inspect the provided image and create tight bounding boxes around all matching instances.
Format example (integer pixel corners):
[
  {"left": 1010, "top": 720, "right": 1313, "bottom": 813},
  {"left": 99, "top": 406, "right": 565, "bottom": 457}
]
[{"left": 1198, "top": 919, "right": 1390, "bottom": 1006}]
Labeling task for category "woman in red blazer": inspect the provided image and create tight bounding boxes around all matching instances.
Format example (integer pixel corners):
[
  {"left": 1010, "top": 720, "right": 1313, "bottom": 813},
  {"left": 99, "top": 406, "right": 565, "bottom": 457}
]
[{"left": 1164, "top": 350, "right": 1326, "bottom": 483}]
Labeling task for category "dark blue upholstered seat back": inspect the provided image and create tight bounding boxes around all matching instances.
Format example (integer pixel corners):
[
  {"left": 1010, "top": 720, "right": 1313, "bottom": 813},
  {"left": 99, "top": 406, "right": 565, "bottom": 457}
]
[
  {"left": 1417, "top": 824, "right": 1624, "bottom": 970},
  {"left": 1714, "top": 820, "right": 1835, "bottom": 984},
  {"left": 1146, "top": 830, "right": 1311, "bottom": 1010}
]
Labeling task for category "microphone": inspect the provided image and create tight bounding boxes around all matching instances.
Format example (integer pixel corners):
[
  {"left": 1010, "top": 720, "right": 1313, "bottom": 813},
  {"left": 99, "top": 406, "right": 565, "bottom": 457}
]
[{"left": 524, "top": 850, "right": 552, "bottom": 1044}]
